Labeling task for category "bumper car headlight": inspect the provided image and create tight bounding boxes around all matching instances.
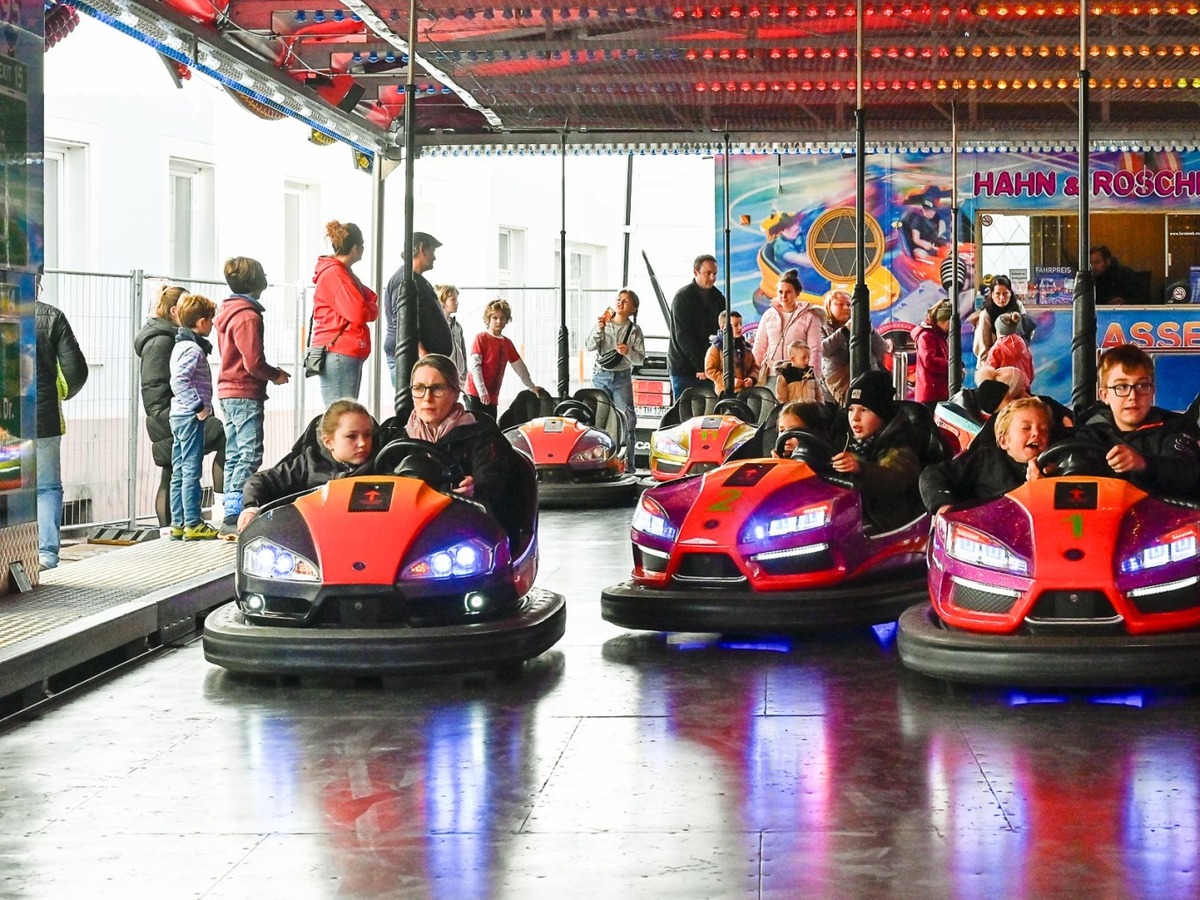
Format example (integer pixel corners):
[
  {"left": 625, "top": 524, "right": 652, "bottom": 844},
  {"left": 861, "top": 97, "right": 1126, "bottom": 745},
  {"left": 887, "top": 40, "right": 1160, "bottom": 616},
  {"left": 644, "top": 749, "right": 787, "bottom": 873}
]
[
  {"left": 652, "top": 432, "right": 687, "bottom": 458},
  {"left": 723, "top": 425, "right": 756, "bottom": 453},
  {"left": 742, "top": 501, "right": 832, "bottom": 544},
  {"left": 405, "top": 539, "right": 494, "bottom": 579},
  {"left": 242, "top": 537, "right": 320, "bottom": 582},
  {"left": 946, "top": 522, "right": 1029, "bottom": 575},
  {"left": 632, "top": 495, "right": 678, "bottom": 541},
  {"left": 1121, "top": 525, "right": 1199, "bottom": 574},
  {"left": 569, "top": 432, "right": 615, "bottom": 465},
  {"left": 506, "top": 429, "right": 533, "bottom": 458}
]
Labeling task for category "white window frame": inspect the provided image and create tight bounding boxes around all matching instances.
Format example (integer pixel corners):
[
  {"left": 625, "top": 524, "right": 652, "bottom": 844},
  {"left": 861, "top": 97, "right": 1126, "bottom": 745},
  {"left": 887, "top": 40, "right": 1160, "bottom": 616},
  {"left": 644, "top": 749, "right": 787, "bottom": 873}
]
[
  {"left": 43, "top": 139, "right": 88, "bottom": 270},
  {"left": 498, "top": 225, "right": 526, "bottom": 288},
  {"left": 168, "top": 158, "right": 216, "bottom": 279},
  {"left": 282, "top": 181, "right": 321, "bottom": 289}
]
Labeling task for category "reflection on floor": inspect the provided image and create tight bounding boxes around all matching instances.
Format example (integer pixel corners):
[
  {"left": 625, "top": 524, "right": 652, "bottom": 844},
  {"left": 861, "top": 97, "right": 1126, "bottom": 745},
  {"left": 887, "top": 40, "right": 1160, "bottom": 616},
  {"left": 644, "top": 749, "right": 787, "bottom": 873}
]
[{"left": 2, "top": 506, "right": 1199, "bottom": 897}]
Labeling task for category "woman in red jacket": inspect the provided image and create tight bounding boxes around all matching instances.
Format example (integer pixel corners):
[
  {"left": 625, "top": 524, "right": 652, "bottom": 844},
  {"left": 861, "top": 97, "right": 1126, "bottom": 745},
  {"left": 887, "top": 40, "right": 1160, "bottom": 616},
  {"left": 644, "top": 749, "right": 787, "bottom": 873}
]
[
  {"left": 312, "top": 220, "right": 378, "bottom": 405},
  {"left": 914, "top": 300, "right": 951, "bottom": 405}
]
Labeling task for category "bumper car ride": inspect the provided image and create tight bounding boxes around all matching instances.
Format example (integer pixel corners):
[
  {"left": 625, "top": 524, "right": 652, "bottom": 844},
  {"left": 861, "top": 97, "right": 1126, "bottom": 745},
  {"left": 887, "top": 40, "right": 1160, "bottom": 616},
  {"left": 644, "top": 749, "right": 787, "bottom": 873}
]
[
  {"left": 899, "top": 442, "right": 1200, "bottom": 687},
  {"left": 603, "top": 431, "right": 929, "bottom": 633},
  {"left": 505, "top": 398, "right": 638, "bottom": 508},
  {"left": 203, "top": 439, "right": 566, "bottom": 675},
  {"left": 647, "top": 413, "right": 758, "bottom": 483}
]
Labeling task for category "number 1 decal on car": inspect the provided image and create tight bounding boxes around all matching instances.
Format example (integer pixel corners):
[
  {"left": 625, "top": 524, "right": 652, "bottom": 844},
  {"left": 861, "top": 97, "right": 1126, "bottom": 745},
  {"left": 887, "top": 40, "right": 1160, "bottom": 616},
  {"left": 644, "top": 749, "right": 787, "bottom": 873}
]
[{"left": 1063, "top": 513, "right": 1084, "bottom": 540}]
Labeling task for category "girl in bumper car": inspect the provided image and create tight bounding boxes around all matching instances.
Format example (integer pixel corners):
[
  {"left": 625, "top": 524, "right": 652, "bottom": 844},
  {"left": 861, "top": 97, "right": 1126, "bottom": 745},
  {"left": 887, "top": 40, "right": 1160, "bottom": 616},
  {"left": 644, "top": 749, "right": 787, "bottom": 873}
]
[{"left": 236, "top": 399, "right": 375, "bottom": 532}]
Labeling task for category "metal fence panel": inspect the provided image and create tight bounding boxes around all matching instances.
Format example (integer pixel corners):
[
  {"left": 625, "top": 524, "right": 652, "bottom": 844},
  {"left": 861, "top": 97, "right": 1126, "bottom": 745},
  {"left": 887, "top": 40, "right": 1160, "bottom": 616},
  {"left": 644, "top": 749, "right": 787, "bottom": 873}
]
[{"left": 46, "top": 271, "right": 622, "bottom": 530}]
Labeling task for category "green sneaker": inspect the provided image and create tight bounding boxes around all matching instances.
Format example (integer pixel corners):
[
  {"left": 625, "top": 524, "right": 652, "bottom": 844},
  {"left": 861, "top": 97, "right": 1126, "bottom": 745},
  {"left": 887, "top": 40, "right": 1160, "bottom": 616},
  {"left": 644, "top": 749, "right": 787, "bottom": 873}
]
[
  {"left": 169, "top": 525, "right": 185, "bottom": 541},
  {"left": 183, "top": 522, "right": 220, "bottom": 541}
]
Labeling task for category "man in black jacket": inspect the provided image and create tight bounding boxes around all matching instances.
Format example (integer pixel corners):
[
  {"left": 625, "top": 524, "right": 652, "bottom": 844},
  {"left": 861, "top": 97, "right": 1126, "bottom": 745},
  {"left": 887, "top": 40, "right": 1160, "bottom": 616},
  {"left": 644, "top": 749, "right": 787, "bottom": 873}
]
[
  {"left": 666, "top": 254, "right": 725, "bottom": 400},
  {"left": 1089, "top": 245, "right": 1144, "bottom": 305},
  {"left": 384, "top": 232, "right": 452, "bottom": 411},
  {"left": 34, "top": 272, "right": 88, "bottom": 569}
]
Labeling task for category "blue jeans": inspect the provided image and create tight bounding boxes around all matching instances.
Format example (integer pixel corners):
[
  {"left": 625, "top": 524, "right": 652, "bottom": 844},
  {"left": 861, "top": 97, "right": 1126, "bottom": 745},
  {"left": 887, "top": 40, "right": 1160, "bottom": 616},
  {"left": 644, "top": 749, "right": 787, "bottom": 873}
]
[
  {"left": 36, "top": 435, "right": 62, "bottom": 569},
  {"left": 670, "top": 373, "right": 702, "bottom": 401},
  {"left": 220, "top": 398, "right": 265, "bottom": 520},
  {"left": 593, "top": 367, "right": 637, "bottom": 471},
  {"left": 319, "top": 351, "right": 365, "bottom": 405},
  {"left": 169, "top": 413, "right": 205, "bottom": 526}
]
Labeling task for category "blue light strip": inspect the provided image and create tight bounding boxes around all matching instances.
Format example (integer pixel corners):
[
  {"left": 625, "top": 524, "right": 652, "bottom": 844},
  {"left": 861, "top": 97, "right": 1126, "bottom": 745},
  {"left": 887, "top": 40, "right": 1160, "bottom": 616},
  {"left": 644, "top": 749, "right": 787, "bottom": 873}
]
[{"left": 67, "top": 0, "right": 378, "bottom": 158}]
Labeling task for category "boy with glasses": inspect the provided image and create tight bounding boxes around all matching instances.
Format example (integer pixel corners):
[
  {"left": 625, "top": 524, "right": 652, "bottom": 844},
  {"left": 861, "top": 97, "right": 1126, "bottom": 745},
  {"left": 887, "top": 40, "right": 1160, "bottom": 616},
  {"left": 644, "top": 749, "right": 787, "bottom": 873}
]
[{"left": 1078, "top": 344, "right": 1199, "bottom": 499}]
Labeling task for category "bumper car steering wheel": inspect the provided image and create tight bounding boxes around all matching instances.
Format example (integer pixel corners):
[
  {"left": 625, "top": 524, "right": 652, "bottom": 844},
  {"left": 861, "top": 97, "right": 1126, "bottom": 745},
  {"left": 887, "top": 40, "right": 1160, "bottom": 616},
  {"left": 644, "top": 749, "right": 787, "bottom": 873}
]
[
  {"left": 1036, "top": 440, "right": 1115, "bottom": 478},
  {"left": 713, "top": 397, "right": 754, "bottom": 423},
  {"left": 553, "top": 399, "right": 595, "bottom": 426},
  {"left": 374, "top": 439, "right": 466, "bottom": 492}
]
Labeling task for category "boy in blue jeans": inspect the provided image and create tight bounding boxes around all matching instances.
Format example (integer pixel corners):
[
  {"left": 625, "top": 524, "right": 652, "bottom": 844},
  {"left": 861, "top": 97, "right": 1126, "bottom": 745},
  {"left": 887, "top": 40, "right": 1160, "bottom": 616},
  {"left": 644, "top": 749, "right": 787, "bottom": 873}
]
[
  {"left": 214, "top": 257, "right": 290, "bottom": 538},
  {"left": 169, "top": 294, "right": 219, "bottom": 540}
]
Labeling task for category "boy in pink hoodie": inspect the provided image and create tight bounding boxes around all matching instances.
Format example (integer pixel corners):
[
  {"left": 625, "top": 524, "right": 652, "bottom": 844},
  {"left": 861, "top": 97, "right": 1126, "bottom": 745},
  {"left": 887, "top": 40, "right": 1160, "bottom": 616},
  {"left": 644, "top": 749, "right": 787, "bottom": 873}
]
[{"left": 213, "top": 256, "right": 290, "bottom": 537}]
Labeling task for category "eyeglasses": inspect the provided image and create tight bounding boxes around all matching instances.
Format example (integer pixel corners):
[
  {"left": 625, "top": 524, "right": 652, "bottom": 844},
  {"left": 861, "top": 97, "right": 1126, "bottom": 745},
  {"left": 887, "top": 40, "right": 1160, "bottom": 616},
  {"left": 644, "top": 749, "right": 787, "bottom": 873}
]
[
  {"left": 411, "top": 383, "right": 452, "bottom": 398},
  {"left": 1105, "top": 382, "right": 1154, "bottom": 397}
]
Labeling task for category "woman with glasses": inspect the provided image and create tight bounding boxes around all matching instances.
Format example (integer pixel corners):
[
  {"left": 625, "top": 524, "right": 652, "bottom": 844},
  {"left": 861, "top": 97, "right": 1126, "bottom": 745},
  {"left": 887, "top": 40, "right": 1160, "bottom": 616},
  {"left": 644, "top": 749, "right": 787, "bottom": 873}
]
[
  {"left": 389, "top": 353, "right": 517, "bottom": 516},
  {"left": 1077, "top": 343, "right": 1200, "bottom": 500}
]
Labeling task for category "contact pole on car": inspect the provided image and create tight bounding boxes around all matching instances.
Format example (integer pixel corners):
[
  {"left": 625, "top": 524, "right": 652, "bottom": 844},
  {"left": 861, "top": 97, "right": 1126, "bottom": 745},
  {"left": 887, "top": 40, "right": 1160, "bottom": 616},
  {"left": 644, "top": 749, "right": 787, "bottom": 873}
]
[
  {"left": 721, "top": 130, "right": 735, "bottom": 399},
  {"left": 557, "top": 128, "right": 570, "bottom": 401},
  {"left": 947, "top": 101, "right": 963, "bottom": 397},
  {"left": 848, "top": 0, "right": 870, "bottom": 384},
  {"left": 392, "top": 0, "right": 419, "bottom": 419},
  {"left": 1071, "top": 7, "right": 1097, "bottom": 416}
]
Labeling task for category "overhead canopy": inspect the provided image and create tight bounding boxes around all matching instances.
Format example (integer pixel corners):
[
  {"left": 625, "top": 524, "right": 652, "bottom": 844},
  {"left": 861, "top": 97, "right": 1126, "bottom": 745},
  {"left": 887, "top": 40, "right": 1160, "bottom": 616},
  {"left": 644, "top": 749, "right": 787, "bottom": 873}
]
[{"left": 69, "top": 0, "right": 1200, "bottom": 154}]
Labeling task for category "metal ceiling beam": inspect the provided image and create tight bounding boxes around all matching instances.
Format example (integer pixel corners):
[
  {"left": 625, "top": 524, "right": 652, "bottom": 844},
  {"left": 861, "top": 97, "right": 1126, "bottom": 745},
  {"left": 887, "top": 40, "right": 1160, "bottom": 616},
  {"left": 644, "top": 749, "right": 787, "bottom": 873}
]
[
  {"left": 338, "top": 0, "right": 505, "bottom": 129},
  {"left": 74, "top": 0, "right": 387, "bottom": 152}
]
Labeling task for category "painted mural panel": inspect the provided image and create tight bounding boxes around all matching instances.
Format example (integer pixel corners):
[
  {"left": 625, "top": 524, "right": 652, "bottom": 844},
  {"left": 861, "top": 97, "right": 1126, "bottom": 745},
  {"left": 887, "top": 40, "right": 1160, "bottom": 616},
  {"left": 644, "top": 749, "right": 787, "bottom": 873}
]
[{"left": 719, "top": 150, "right": 1200, "bottom": 411}]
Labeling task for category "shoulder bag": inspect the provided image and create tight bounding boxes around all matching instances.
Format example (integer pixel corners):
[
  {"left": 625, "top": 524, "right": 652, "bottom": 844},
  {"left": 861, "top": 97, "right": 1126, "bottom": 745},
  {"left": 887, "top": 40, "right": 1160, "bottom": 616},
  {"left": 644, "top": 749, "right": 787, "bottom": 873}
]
[{"left": 304, "top": 315, "right": 349, "bottom": 378}]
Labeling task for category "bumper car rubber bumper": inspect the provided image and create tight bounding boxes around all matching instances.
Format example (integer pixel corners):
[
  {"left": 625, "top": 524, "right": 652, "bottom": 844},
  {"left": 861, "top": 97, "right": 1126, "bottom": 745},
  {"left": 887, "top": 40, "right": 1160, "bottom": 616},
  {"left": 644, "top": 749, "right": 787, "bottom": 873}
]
[
  {"left": 203, "top": 587, "right": 566, "bottom": 675},
  {"left": 538, "top": 474, "right": 640, "bottom": 509},
  {"left": 600, "top": 570, "right": 926, "bottom": 632},
  {"left": 897, "top": 602, "right": 1200, "bottom": 688}
]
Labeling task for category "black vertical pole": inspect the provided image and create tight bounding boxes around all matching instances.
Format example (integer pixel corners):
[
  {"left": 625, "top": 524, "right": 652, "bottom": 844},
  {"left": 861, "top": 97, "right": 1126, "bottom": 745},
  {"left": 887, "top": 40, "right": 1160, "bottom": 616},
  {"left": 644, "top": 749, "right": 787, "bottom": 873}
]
[
  {"left": 849, "top": 0, "right": 869, "bottom": 384},
  {"left": 1072, "top": 10, "right": 1096, "bottom": 415},
  {"left": 948, "top": 101, "right": 963, "bottom": 395},
  {"left": 721, "top": 132, "right": 735, "bottom": 398},
  {"left": 392, "top": 0, "right": 419, "bottom": 417},
  {"left": 557, "top": 132, "right": 569, "bottom": 400},
  {"left": 622, "top": 153, "right": 634, "bottom": 287}
]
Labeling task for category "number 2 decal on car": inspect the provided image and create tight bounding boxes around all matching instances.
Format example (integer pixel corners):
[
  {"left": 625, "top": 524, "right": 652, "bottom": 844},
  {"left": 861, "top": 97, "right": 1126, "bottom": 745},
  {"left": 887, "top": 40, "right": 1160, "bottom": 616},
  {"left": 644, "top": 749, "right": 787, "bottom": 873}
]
[{"left": 707, "top": 488, "right": 743, "bottom": 513}]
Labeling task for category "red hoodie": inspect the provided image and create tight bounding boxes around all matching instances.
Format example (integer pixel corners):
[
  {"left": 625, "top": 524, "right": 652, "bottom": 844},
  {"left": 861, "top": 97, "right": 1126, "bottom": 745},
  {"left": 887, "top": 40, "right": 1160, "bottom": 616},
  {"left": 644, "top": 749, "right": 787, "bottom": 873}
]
[
  {"left": 311, "top": 256, "right": 378, "bottom": 359},
  {"left": 215, "top": 296, "right": 283, "bottom": 401}
]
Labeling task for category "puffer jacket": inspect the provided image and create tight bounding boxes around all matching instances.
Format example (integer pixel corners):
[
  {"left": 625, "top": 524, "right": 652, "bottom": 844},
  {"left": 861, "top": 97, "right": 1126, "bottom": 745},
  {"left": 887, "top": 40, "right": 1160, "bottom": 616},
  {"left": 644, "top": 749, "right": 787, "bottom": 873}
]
[
  {"left": 753, "top": 302, "right": 824, "bottom": 382},
  {"left": 134, "top": 316, "right": 177, "bottom": 423},
  {"left": 35, "top": 301, "right": 88, "bottom": 438}
]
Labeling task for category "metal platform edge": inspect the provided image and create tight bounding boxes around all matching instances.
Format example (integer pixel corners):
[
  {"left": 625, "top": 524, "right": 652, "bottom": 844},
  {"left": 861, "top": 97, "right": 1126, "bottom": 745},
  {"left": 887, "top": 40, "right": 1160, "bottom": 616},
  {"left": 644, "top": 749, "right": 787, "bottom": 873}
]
[{"left": 0, "top": 561, "right": 235, "bottom": 713}]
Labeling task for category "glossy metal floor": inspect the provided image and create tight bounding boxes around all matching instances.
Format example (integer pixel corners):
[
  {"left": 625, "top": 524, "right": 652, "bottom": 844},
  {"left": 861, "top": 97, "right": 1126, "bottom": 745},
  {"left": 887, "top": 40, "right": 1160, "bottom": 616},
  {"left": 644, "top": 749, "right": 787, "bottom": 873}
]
[{"left": 3, "top": 506, "right": 1200, "bottom": 898}]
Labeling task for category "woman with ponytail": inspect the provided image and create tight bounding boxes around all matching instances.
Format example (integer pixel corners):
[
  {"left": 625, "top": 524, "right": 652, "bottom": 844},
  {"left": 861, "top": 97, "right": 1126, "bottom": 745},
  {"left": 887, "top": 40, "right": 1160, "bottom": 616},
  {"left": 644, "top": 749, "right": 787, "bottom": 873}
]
[{"left": 311, "top": 220, "right": 378, "bottom": 404}]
